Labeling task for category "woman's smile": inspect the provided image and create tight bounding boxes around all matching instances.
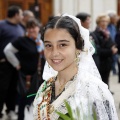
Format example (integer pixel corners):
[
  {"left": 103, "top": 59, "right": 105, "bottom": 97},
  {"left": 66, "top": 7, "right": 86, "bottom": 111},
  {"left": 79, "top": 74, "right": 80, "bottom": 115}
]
[{"left": 51, "top": 59, "right": 63, "bottom": 65}]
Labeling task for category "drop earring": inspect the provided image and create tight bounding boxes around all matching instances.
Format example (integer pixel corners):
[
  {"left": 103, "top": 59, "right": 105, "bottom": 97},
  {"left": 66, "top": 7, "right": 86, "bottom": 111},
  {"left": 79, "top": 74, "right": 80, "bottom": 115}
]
[{"left": 75, "top": 50, "right": 80, "bottom": 64}]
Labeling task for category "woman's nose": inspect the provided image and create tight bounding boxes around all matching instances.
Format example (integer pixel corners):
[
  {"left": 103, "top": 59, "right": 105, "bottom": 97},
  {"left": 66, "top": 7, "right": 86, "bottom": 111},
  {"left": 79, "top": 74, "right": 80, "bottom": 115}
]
[{"left": 52, "top": 47, "right": 60, "bottom": 57}]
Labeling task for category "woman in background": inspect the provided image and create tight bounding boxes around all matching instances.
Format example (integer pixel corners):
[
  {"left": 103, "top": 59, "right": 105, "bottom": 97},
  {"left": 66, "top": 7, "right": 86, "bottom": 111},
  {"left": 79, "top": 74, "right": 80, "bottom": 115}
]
[{"left": 91, "top": 14, "right": 117, "bottom": 87}]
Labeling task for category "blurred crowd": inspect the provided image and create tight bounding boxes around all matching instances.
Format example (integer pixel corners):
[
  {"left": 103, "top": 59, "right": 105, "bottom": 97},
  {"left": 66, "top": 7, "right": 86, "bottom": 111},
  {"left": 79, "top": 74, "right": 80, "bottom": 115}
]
[{"left": 0, "top": 5, "right": 120, "bottom": 120}]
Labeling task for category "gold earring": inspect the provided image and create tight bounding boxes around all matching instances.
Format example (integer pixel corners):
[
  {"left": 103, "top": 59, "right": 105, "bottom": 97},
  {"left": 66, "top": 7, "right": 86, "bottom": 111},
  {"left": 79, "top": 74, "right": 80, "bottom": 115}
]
[{"left": 75, "top": 50, "right": 80, "bottom": 64}]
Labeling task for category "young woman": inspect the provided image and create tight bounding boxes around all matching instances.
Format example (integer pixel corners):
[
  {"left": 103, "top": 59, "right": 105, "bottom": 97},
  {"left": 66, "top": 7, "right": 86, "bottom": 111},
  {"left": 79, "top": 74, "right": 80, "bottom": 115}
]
[{"left": 33, "top": 14, "right": 118, "bottom": 120}]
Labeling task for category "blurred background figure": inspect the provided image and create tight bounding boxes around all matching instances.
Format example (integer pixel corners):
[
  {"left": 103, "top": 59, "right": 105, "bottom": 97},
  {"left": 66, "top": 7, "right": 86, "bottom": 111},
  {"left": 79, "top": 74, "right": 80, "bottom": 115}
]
[
  {"left": 48, "top": 15, "right": 54, "bottom": 22},
  {"left": 76, "top": 12, "right": 91, "bottom": 29},
  {"left": 107, "top": 11, "right": 118, "bottom": 75},
  {"left": 107, "top": 11, "right": 118, "bottom": 41},
  {"left": 19, "top": 10, "right": 44, "bottom": 84},
  {"left": 0, "top": 5, "right": 24, "bottom": 120},
  {"left": 91, "top": 14, "right": 118, "bottom": 88},
  {"left": 20, "top": 10, "right": 34, "bottom": 32},
  {"left": 4, "top": 18, "right": 44, "bottom": 120},
  {"left": 115, "top": 18, "right": 120, "bottom": 83}
]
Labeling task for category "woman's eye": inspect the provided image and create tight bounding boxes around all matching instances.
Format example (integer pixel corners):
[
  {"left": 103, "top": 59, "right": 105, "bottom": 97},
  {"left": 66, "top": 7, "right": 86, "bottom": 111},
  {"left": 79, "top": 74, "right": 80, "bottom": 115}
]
[
  {"left": 45, "top": 44, "right": 52, "bottom": 48},
  {"left": 59, "top": 44, "right": 67, "bottom": 47}
]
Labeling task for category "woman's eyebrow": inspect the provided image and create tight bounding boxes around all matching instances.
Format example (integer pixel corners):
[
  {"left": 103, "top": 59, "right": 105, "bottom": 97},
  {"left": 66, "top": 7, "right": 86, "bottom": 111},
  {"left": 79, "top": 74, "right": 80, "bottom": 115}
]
[
  {"left": 44, "top": 40, "right": 51, "bottom": 43},
  {"left": 44, "top": 40, "right": 70, "bottom": 43},
  {"left": 58, "top": 40, "right": 70, "bottom": 42}
]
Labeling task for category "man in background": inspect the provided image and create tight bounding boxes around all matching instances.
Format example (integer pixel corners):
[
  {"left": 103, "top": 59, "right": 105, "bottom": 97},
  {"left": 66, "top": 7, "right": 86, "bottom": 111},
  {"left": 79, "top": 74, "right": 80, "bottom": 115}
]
[
  {"left": 76, "top": 12, "right": 91, "bottom": 29},
  {"left": 20, "top": 10, "right": 34, "bottom": 32},
  {"left": 0, "top": 6, "right": 24, "bottom": 120}
]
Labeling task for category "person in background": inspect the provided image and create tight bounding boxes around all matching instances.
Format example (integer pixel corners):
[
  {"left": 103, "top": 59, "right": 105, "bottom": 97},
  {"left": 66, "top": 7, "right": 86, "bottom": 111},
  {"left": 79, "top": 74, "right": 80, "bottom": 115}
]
[
  {"left": 48, "top": 15, "right": 54, "bottom": 22},
  {"left": 20, "top": 10, "right": 34, "bottom": 32},
  {"left": 0, "top": 5, "right": 24, "bottom": 120},
  {"left": 76, "top": 12, "right": 91, "bottom": 29},
  {"left": 76, "top": 12, "right": 98, "bottom": 68},
  {"left": 20, "top": 10, "right": 45, "bottom": 83},
  {"left": 4, "top": 18, "right": 44, "bottom": 120},
  {"left": 107, "top": 11, "right": 118, "bottom": 75},
  {"left": 91, "top": 14, "right": 118, "bottom": 88},
  {"left": 115, "top": 18, "right": 120, "bottom": 83},
  {"left": 107, "top": 11, "right": 117, "bottom": 41}
]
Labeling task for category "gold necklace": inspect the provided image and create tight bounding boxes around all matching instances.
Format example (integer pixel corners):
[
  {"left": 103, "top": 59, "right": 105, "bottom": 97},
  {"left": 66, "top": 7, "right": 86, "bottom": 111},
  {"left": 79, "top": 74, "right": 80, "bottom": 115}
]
[
  {"left": 58, "top": 80, "right": 66, "bottom": 92},
  {"left": 57, "top": 75, "right": 75, "bottom": 93}
]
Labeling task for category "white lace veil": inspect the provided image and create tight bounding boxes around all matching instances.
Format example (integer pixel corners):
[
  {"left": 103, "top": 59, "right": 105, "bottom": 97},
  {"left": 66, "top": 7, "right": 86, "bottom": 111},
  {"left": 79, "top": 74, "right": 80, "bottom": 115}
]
[{"left": 42, "top": 14, "right": 118, "bottom": 120}]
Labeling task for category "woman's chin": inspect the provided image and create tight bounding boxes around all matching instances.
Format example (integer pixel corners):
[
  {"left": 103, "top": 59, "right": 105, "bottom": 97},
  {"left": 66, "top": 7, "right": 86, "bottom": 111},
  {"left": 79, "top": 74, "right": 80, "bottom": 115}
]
[{"left": 51, "top": 66, "right": 63, "bottom": 72}]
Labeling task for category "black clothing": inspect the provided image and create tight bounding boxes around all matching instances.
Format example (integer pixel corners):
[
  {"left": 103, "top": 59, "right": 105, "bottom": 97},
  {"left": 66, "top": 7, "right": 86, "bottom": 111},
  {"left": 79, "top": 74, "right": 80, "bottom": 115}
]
[
  {"left": 0, "top": 62, "right": 17, "bottom": 115},
  {"left": 5, "top": 68, "right": 18, "bottom": 113},
  {"left": 12, "top": 36, "right": 40, "bottom": 120},
  {"left": 18, "top": 94, "right": 34, "bottom": 120},
  {"left": 115, "top": 32, "right": 120, "bottom": 54},
  {"left": 91, "top": 27, "right": 114, "bottom": 86},
  {"left": 12, "top": 36, "right": 39, "bottom": 75},
  {"left": 90, "top": 32, "right": 100, "bottom": 70},
  {"left": 0, "top": 20, "right": 24, "bottom": 116},
  {"left": 115, "top": 31, "right": 120, "bottom": 83},
  {"left": 17, "top": 71, "right": 39, "bottom": 96}
]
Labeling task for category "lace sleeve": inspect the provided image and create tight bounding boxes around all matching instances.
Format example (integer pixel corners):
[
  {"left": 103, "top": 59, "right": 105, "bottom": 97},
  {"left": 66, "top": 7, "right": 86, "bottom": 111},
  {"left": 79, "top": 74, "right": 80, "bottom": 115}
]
[
  {"left": 72, "top": 78, "right": 118, "bottom": 120},
  {"left": 92, "top": 85, "right": 118, "bottom": 120}
]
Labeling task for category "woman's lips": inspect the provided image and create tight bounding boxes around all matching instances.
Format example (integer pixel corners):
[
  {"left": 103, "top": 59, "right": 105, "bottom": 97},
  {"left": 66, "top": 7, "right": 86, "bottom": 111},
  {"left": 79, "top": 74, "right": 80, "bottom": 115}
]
[{"left": 51, "top": 59, "right": 63, "bottom": 64}]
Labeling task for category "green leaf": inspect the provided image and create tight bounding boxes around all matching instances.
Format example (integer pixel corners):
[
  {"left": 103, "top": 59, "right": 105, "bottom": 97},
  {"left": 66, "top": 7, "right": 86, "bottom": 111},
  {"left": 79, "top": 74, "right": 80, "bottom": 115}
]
[
  {"left": 64, "top": 100, "right": 74, "bottom": 120},
  {"left": 92, "top": 106, "right": 97, "bottom": 120},
  {"left": 56, "top": 111, "right": 71, "bottom": 120},
  {"left": 88, "top": 100, "right": 93, "bottom": 120},
  {"left": 76, "top": 107, "right": 81, "bottom": 119}
]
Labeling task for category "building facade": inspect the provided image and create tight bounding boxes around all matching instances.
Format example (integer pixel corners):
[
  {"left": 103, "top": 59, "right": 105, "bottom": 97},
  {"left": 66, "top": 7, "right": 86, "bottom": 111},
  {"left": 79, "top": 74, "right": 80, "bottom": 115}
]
[
  {"left": 0, "top": 0, "right": 120, "bottom": 28},
  {"left": 53, "top": 0, "right": 118, "bottom": 29}
]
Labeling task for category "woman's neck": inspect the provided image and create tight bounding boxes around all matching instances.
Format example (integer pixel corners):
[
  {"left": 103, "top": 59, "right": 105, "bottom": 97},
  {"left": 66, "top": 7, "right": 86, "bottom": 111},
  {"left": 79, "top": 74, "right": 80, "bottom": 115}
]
[{"left": 57, "top": 62, "right": 78, "bottom": 84}]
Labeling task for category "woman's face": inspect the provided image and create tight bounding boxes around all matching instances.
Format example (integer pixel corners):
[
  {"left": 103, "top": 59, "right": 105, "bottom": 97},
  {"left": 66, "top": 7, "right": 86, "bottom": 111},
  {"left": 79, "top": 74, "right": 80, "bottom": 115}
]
[
  {"left": 98, "top": 17, "right": 109, "bottom": 29},
  {"left": 44, "top": 28, "right": 77, "bottom": 72},
  {"left": 27, "top": 26, "right": 40, "bottom": 39}
]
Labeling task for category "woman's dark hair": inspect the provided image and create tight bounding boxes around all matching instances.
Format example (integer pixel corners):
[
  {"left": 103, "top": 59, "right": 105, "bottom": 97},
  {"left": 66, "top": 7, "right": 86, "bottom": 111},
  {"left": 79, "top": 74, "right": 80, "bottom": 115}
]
[
  {"left": 26, "top": 18, "right": 40, "bottom": 28},
  {"left": 42, "top": 16, "right": 83, "bottom": 50},
  {"left": 7, "top": 6, "right": 20, "bottom": 18}
]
